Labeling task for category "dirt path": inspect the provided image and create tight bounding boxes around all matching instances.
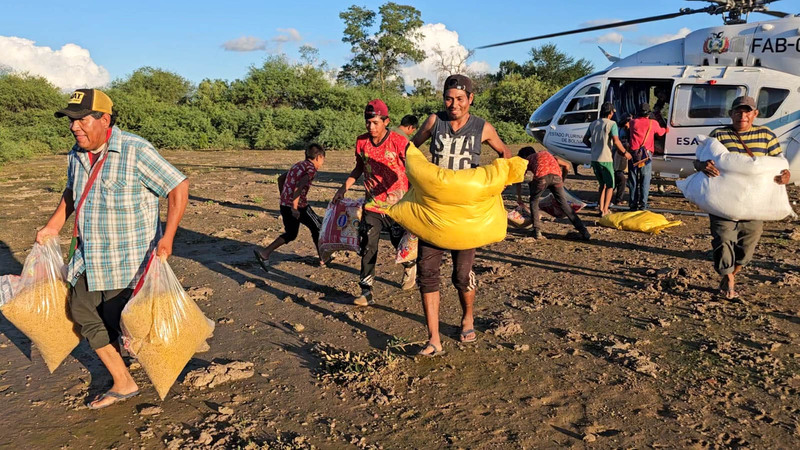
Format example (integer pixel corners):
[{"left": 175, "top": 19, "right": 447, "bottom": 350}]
[{"left": 1, "top": 149, "right": 799, "bottom": 448}]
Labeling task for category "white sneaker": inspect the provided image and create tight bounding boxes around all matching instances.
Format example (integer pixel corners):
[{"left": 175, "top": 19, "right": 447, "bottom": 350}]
[{"left": 401, "top": 265, "right": 417, "bottom": 290}]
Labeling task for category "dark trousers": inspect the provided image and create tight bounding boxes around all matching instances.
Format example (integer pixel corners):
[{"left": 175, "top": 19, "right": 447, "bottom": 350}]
[
  {"left": 612, "top": 170, "right": 628, "bottom": 204},
  {"left": 279, "top": 205, "right": 321, "bottom": 252},
  {"left": 359, "top": 210, "right": 413, "bottom": 289},
  {"left": 417, "top": 240, "right": 477, "bottom": 295},
  {"left": 529, "top": 174, "right": 588, "bottom": 235},
  {"left": 709, "top": 215, "right": 764, "bottom": 275},
  {"left": 70, "top": 274, "right": 133, "bottom": 350}
]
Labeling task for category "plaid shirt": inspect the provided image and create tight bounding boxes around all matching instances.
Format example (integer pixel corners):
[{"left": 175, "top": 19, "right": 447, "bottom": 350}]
[{"left": 66, "top": 126, "right": 186, "bottom": 291}]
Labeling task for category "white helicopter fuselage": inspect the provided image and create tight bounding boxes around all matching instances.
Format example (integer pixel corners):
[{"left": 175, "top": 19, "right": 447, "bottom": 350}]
[{"left": 526, "top": 15, "right": 800, "bottom": 183}]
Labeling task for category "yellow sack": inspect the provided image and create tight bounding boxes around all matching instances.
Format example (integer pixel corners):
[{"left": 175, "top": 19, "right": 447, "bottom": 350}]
[
  {"left": 387, "top": 144, "right": 528, "bottom": 250},
  {"left": 599, "top": 211, "right": 682, "bottom": 234}
]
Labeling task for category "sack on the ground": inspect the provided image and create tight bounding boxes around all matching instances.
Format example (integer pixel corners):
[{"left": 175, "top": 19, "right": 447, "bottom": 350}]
[
  {"left": 121, "top": 257, "right": 214, "bottom": 400},
  {"left": 599, "top": 211, "right": 682, "bottom": 234},
  {"left": 388, "top": 144, "right": 528, "bottom": 250},
  {"left": 676, "top": 135, "right": 794, "bottom": 221},
  {"left": 318, "top": 199, "right": 363, "bottom": 260},
  {"left": 539, "top": 189, "right": 586, "bottom": 218},
  {"left": 395, "top": 231, "right": 418, "bottom": 263},
  {"left": 0, "top": 238, "right": 79, "bottom": 373},
  {"left": 507, "top": 205, "right": 532, "bottom": 228}
]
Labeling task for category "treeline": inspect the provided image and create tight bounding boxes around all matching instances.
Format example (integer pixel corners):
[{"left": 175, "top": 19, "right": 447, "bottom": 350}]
[{"left": 0, "top": 44, "right": 593, "bottom": 165}]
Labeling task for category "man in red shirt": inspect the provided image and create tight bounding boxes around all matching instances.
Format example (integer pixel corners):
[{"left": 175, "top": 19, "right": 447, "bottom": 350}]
[
  {"left": 333, "top": 100, "right": 416, "bottom": 306},
  {"left": 627, "top": 103, "right": 668, "bottom": 210},
  {"left": 515, "top": 147, "right": 590, "bottom": 240}
]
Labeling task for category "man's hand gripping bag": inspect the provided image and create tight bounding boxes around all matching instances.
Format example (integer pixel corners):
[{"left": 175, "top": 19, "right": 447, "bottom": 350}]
[{"left": 388, "top": 144, "right": 528, "bottom": 250}]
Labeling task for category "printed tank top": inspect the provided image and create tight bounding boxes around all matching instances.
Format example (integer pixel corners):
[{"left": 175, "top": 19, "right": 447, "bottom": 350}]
[{"left": 429, "top": 111, "right": 486, "bottom": 170}]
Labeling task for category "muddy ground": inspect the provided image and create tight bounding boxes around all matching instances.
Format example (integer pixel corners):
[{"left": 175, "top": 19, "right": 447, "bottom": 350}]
[{"left": 1, "top": 147, "right": 799, "bottom": 449}]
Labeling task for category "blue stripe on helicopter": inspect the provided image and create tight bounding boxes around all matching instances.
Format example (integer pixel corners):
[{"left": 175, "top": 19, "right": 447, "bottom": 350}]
[{"left": 763, "top": 111, "right": 800, "bottom": 137}]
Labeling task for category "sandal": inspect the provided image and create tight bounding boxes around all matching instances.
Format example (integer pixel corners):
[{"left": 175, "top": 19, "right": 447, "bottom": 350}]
[
  {"left": 417, "top": 343, "right": 445, "bottom": 358},
  {"left": 459, "top": 328, "right": 477, "bottom": 343},
  {"left": 86, "top": 390, "right": 139, "bottom": 410},
  {"left": 253, "top": 250, "right": 270, "bottom": 273}
]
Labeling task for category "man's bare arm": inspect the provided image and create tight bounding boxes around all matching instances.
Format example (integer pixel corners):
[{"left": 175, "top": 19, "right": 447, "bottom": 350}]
[
  {"left": 481, "top": 122, "right": 511, "bottom": 158},
  {"left": 411, "top": 114, "right": 437, "bottom": 148}
]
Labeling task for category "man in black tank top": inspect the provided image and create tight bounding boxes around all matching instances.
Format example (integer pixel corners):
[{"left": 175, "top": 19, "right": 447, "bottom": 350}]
[{"left": 411, "top": 74, "right": 510, "bottom": 357}]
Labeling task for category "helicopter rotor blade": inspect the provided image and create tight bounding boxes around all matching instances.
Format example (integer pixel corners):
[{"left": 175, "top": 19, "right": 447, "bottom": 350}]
[
  {"left": 756, "top": 10, "right": 790, "bottom": 18},
  {"left": 476, "top": 7, "right": 711, "bottom": 50}
]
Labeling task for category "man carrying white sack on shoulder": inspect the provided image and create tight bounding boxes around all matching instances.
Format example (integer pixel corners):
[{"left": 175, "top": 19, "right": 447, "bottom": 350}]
[
  {"left": 693, "top": 95, "right": 790, "bottom": 300},
  {"left": 36, "top": 89, "right": 189, "bottom": 409}
]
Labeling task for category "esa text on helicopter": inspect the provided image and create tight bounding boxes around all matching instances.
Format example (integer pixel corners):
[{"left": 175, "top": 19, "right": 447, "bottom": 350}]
[{"left": 479, "top": 1, "right": 800, "bottom": 184}]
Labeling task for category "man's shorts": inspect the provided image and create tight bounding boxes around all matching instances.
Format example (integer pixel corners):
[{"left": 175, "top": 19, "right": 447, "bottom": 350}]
[{"left": 591, "top": 161, "right": 615, "bottom": 188}]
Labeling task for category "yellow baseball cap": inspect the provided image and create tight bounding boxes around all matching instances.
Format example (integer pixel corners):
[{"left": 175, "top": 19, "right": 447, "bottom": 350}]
[{"left": 54, "top": 89, "right": 113, "bottom": 119}]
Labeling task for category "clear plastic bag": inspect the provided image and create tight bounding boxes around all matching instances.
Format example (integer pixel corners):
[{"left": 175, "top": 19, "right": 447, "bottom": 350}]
[
  {"left": 121, "top": 256, "right": 214, "bottom": 399},
  {"left": 318, "top": 199, "right": 363, "bottom": 261},
  {"left": 507, "top": 205, "right": 532, "bottom": 228},
  {"left": 0, "top": 238, "right": 79, "bottom": 373},
  {"left": 395, "top": 231, "right": 418, "bottom": 264}
]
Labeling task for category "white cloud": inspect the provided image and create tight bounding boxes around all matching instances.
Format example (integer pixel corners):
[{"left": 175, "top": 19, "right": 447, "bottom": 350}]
[
  {"left": 401, "top": 23, "right": 490, "bottom": 89},
  {"left": 274, "top": 28, "right": 302, "bottom": 43},
  {"left": 580, "top": 32, "right": 624, "bottom": 44},
  {"left": 223, "top": 28, "right": 303, "bottom": 53},
  {"left": 580, "top": 19, "right": 637, "bottom": 32},
  {"left": 222, "top": 36, "right": 267, "bottom": 52},
  {"left": 0, "top": 36, "right": 110, "bottom": 91},
  {"left": 634, "top": 27, "right": 691, "bottom": 46}
]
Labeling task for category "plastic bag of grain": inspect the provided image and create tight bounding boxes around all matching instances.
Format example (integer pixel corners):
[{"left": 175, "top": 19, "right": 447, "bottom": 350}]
[
  {"left": 395, "top": 231, "right": 418, "bottom": 263},
  {"left": 121, "top": 256, "right": 214, "bottom": 399},
  {"left": 0, "top": 238, "right": 79, "bottom": 373},
  {"left": 318, "top": 199, "right": 363, "bottom": 261}
]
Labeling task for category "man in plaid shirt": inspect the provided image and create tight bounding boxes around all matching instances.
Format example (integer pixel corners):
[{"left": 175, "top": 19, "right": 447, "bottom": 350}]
[{"left": 36, "top": 89, "right": 189, "bottom": 409}]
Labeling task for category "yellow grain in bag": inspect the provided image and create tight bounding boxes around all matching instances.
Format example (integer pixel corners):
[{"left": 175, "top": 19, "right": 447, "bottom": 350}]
[{"left": 388, "top": 144, "right": 527, "bottom": 250}]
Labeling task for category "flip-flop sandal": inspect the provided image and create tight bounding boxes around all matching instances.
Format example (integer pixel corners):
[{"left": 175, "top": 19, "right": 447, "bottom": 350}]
[
  {"left": 417, "top": 343, "right": 445, "bottom": 357},
  {"left": 253, "top": 250, "right": 270, "bottom": 273},
  {"left": 459, "top": 328, "right": 477, "bottom": 343},
  {"left": 86, "top": 390, "right": 139, "bottom": 410}
]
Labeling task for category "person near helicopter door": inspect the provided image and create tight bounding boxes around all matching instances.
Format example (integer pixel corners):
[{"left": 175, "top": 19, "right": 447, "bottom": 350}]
[{"left": 627, "top": 103, "right": 668, "bottom": 211}]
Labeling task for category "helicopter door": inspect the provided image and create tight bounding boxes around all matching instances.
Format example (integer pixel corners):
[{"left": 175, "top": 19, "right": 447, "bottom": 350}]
[
  {"left": 551, "top": 82, "right": 601, "bottom": 160},
  {"left": 668, "top": 83, "right": 747, "bottom": 161}
]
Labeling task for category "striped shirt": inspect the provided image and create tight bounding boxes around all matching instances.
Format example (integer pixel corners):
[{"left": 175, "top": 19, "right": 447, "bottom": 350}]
[
  {"left": 66, "top": 126, "right": 186, "bottom": 291},
  {"left": 709, "top": 126, "right": 782, "bottom": 157}
]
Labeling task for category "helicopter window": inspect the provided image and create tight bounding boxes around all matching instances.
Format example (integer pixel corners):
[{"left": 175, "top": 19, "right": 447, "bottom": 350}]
[
  {"left": 575, "top": 84, "right": 601, "bottom": 96},
  {"left": 757, "top": 88, "right": 789, "bottom": 118},
  {"left": 557, "top": 83, "right": 601, "bottom": 125},
  {"left": 565, "top": 96, "right": 599, "bottom": 112},
  {"left": 687, "top": 85, "right": 746, "bottom": 119},
  {"left": 528, "top": 78, "right": 583, "bottom": 128}
]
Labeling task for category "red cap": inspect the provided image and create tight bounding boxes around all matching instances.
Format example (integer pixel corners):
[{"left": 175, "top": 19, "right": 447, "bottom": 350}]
[{"left": 365, "top": 99, "right": 389, "bottom": 118}]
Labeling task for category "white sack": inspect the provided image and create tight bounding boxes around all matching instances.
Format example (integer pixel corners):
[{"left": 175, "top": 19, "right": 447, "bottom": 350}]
[{"left": 676, "top": 135, "right": 794, "bottom": 221}]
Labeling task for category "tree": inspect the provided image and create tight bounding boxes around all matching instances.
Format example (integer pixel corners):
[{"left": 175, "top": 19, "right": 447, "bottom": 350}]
[
  {"left": 493, "top": 44, "right": 593, "bottom": 88},
  {"left": 430, "top": 45, "right": 474, "bottom": 84},
  {"left": 338, "top": 2, "right": 425, "bottom": 93},
  {"left": 411, "top": 78, "right": 434, "bottom": 97},
  {"left": 110, "top": 67, "right": 193, "bottom": 104}
]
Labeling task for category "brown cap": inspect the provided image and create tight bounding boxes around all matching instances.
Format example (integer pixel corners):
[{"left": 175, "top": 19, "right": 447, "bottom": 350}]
[
  {"left": 731, "top": 95, "right": 756, "bottom": 111},
  {"left": 443, "top": 74, "right": 473, "bottom": 94},
  {"left": 55, "top": 89, "right": 113, "bottom": 119},
  {"left": 365, "top": 99, "right": 389, "bottom": 118}
]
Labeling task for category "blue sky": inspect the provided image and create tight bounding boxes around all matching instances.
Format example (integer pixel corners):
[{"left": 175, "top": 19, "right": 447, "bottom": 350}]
[{"left": 0, "top": 0, "right": 790, "bottom": 90}]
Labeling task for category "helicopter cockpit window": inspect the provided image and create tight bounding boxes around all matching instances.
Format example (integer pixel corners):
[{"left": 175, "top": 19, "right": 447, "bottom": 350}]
[
  {"left": 557, "top": 82, "right": 601, "bottom": 125},
  {"left": 757, "top": 88, "right": 789, "bottom": 118},
  {"left": 528, "top": 78, "right": 582, "bottom": 128}
]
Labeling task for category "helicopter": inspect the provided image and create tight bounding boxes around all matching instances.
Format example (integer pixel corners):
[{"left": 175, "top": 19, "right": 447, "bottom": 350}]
[{"left": 478, "top": 0, "right": 800, "bottom": 184}]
